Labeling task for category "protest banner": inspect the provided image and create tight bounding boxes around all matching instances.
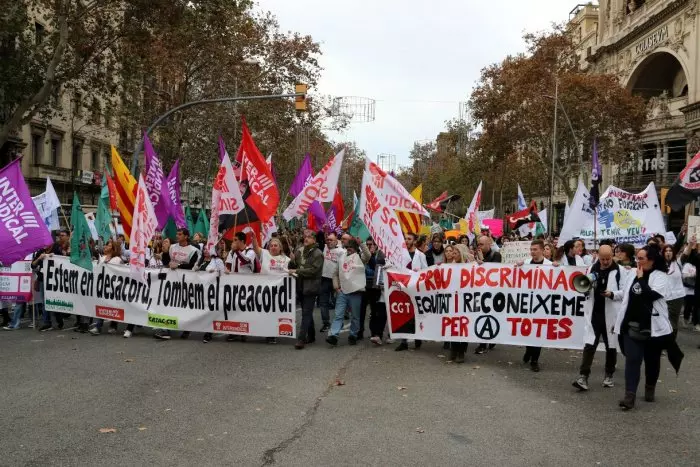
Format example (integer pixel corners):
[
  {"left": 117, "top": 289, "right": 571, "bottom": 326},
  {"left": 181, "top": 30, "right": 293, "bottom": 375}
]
[
  {"left": 688, "top": 215, "right": 700, "bottom": 239},
  {"left": 43, "top": 257, "right": 296, "bottom": 337},
  {"left": 0, "top": 260, "right": 33, "bottom": 302},
  {"left": 500, "top": 241, "right": 532, "bottom": 264},
  {"left": 384, "top": 263, "right": 591, "bottom": 348},
  {"left": 559, "top": 181, "right": 665, "bottom": 247},
  {"left": 482, "top": 218, "right": 503, "bottom": 237}
]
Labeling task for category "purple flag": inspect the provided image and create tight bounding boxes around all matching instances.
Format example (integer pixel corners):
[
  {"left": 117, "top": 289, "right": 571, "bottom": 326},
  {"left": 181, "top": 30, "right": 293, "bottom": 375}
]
[
  {"left": 143, "top": 134, "right": 172, "bottom": 229},
  {"left": 166, "top": 159, "right": 187, "bottom": 228},
  {"left": 0, "top": 159, "right": 53, "bottom": 265},
  {"left": 289, "top": 154, "right": 312, "bottom": 197},
  {"left": 589, "top": 138, "right": 602, "bottom": 210},
  {"left": 290, "top": 154, "right": 326, "bottom": 228}
]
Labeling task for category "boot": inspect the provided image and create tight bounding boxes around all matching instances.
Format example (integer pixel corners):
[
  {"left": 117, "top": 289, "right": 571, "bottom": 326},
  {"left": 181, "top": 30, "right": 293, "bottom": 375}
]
[
  {"left": 644, "top": 384, "right": 655, "bottom": 402},
  {"left": 455, "top": 351, "right": 465, "bottom": 364},
  {"left": 448, "top": 348, "right": 458, "bottom": 362},
  {"left": 619, "top": 391, "right": 636, "bottom": 410}
]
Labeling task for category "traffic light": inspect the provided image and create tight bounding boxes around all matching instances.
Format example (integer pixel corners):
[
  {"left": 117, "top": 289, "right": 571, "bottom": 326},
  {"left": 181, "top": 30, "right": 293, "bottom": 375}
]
[{"left": 295, "top": 83, "right": 308, "bottom": 111}]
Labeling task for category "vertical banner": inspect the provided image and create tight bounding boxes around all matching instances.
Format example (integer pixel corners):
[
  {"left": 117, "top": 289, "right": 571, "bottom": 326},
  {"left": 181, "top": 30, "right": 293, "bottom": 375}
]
[{"left": 384, "top": 263, "right": 591, "bottom": 348}]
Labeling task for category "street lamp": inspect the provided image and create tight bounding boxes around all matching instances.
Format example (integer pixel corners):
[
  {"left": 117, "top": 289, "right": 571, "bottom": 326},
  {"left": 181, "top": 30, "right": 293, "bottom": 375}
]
[{"left": 543, "top": 86, "right": 582, "bottom": 236}]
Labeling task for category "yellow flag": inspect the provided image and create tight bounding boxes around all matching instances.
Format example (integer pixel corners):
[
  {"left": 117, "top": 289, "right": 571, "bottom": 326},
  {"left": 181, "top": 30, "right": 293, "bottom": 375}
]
[{"left": 398, "top": 184, "right": 423, "bottom": 235}]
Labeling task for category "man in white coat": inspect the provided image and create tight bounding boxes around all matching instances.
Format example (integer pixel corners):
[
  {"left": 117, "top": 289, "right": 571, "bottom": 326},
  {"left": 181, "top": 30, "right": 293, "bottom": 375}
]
[
  {"left": 573, "top": 245, "right": 624, "bottom": 391},
  {"left": 326, "top": 239, "right": 370, "bottom": 346},
  {"left": 395, "top": 232, "right": 428, "bottom": 351}
]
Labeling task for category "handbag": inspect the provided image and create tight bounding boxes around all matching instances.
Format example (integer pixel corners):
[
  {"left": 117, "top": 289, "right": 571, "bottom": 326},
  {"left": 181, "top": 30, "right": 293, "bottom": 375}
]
[{"left": 627, "top": 321, "right": 651, "bottom": 341}]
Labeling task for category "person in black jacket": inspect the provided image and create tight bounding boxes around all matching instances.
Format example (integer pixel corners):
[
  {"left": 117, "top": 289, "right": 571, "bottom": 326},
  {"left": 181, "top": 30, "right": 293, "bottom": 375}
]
[
  {"left": 289, "top": 230, "right": 324, "bottom": 350},
  {"left": 425, "top": 233, "right": 446, "bottom": 266}
]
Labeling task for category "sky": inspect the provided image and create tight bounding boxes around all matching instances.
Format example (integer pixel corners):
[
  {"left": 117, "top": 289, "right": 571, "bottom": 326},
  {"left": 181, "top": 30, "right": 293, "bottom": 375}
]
[{"left": 257, "top": 0, "right": 576, "bottom": 169}]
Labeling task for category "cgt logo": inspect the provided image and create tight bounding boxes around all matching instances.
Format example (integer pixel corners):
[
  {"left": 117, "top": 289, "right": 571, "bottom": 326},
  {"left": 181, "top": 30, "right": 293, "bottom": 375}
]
[
  {"left": 278, "top": 318, "right": 293, "bottom": 337},
  {"left": 213, "top": 321, "right": 249, "bottom": 334},
  {"left": 95, "top": 306, "right": 124, "bottom": 321},
  {"left": 389, "top": 290, "right": 415, "bottom": 334},
  {"left": 147, "top": 313, "right": 179, "bottom": 330}
]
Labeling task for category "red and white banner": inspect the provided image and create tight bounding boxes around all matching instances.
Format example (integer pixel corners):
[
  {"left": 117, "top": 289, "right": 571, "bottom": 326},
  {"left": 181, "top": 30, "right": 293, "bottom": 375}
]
[
  {"left": 384, "top": 263, "right": 591, "bottom": 348},
  {"left": 283, "top": 148, "right": 345, "bottom": 221},
  {"left": 206, "top": 138, "right": 245, "bottom": 253},
  {"left": 129, "top": 175, "right": 158, "bottom": 281},
  {"left": 465, "top": 181, "right": 482, "bottom": 234},
  {"left": 359, "top": 159, "right": 428, "bottom": 268}
]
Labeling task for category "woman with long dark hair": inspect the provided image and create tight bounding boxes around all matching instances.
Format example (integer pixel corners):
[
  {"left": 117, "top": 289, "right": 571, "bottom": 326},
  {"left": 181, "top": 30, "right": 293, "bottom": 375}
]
[
  {"left": 663, "top": 244, "right": 685, "bottom": 336},
  {"left": 614, "top": 244, "right": 673, "bottom": 410}
]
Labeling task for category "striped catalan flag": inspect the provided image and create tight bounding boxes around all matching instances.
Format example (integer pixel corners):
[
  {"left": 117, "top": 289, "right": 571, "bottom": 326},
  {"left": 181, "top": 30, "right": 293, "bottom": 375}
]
[
  {"left": 110, "top": 146, "right": 137, "bottom": 241},
  {"left": 398, "top": 184, "right": 423, "bottom": 235}
]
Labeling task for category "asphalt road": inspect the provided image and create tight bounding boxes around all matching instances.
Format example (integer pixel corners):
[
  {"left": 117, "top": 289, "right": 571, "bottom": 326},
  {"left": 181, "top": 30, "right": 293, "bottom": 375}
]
[{"left": 2, "top": 313, "right": 700, "bottom": 467}]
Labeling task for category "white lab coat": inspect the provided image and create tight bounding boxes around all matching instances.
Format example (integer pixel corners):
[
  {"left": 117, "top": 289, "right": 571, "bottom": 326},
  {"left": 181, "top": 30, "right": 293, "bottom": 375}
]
[
  {"left": 614, "top": 270, "right": 672, "bottom": 338},
  {"left": 584, "top": 266, "right": 623, "bottom": 349}
]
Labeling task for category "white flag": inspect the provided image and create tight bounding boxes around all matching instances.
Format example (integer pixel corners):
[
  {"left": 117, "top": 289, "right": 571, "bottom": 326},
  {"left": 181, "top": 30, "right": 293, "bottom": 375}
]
[
  {"left": 465, "top": 181, "right": 483, "bottom": 233},
  {"left": 517, "top": 184, "right": 527, "bottom": 211},
  {"left": 206, "top": 139, "right": 245, "bottom": 253},
  {"left": 129, "top": 175, "right": 158, "bottom": 281},
  {"left": 283, "top": 148, "right": 345, "bottom": 221},
  {"left": 32, "top": 177, "right": 62, "bottom": 230}
]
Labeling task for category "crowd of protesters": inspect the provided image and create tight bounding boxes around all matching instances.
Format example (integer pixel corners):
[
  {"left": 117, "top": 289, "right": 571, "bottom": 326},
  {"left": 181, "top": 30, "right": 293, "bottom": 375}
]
[{"left": 1, "top": 222, "right": 694, "bottom": 411}]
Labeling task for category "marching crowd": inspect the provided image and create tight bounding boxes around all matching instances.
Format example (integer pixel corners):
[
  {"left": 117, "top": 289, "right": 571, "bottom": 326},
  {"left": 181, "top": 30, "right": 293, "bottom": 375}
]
[{"left": 1, "top": 223, "right": 696, "bottom": 411}]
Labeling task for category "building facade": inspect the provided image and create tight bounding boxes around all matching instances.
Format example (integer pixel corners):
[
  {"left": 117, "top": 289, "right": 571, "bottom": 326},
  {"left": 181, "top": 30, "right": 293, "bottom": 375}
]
[{"left": 571, "top": 0, "right": 700, "bottom": 228}]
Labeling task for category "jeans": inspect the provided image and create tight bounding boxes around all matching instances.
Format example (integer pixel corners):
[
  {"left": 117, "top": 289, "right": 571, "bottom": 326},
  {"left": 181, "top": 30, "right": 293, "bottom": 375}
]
[
  {"left": 318, "top": 278, "right": 335, "bottom": 326},
  {"left": 683, "top": 294, "right": 697, "bottom": 324},
  {"left": 623, "top": 333, "right": 662, "bottom": 394},
  {"left": 10, "top": 303, "right": 25, "bottom": 328},
  {"left": 297, "top": 294, "right": 317, "bottom": 343},
  {"left": 579, "top": 311, "right": 617, "bottom": 377},
  {"left": 330, "top": 291, "right": 362, "bottom": 338},
  {"left": 369, "top": 295, "right": 387, "bottom": 338},
  {"left": 363, "top": 288, "right": 381, "bottom": 338}
]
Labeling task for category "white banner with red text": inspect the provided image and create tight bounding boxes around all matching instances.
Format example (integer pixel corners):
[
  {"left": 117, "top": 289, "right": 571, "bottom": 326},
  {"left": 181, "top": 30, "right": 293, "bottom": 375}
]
[
  {"left": 384, "top": 263, "right": 591, "bottom": 348},
  {"left": 43, "top": 257, "right": 296, "bottom": 337}
]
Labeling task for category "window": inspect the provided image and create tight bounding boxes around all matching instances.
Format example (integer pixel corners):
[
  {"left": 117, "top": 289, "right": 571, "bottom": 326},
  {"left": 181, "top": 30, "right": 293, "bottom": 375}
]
[
  {"left": 31, "top": 133, "right": 44, "bottom": 165},
  {"left": 90, "top": 99, "right": 101, "bottom": 125},
  {"left": 91, "top": 148, "right": 100, "bottom": 171},
  {"left": 74, "top": 92, "right": 83, "bottom": 117},
  {"left": 50, "top": 136, "right": 61, "bottom": 167},
  {"left": 72, "top": 140, "right": 83, "bottom": 173},
  {"left": 34, "top": 23, "right": 45, "bottom": 45}
]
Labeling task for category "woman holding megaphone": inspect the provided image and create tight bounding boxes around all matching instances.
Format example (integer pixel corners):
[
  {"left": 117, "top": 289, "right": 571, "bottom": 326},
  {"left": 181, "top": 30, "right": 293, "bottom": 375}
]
[{"left": 614, "top": 244, "right": 676, "bottom": 410}]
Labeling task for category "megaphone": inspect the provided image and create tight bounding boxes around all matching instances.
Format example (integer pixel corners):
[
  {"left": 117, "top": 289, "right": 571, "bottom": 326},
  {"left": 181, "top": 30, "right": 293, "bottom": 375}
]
[{"left": 573, "top": 273, "right": 598, "bottom": 294}]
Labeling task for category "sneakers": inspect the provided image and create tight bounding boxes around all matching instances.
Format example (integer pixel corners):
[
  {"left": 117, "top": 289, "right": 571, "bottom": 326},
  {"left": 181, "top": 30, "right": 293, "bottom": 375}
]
[
  {"left": 39, "top": 324, "right": 52, "bottom": 332},
  {"left": 348, "top": 335, "right": 357, "bottom": 345},
  {"left": 474, "top": 344, "right": 487, "bottom": 355},
  {"left": 2, "top": 326, "right": 17, "bottom": 331},
  {"left": 88, "top": 326, "right": 100, "bottom": 336},
  {"left": 123, "top": 330, "right": 133, "bottom": 338},
  {"left": 573, "top": 375, "right": 589, "bottom": 391},
  {"left": 326, "top": 335, "right": 338, "bottom": 346},
  {"left": 154, "top": 330, "right": 171, "bottom": 340},
  {"left": 695, "top": 324, "right": 700, "bottom": 332},
  {"left": 319, "top": 324, "right": 330, "bottom": 333},
  {"left": 28, "top": 323, "right": 35, "bottom": 329},
  {"left": 602, "top": 375, "right": 614, "bottom": 388},
  {"left": 370, "top": 336, "right": 382, "bottom": 345},
  {"left": 107, "top": 327, "right": 118, "bottom": 335},
  {"left": 395, "top": 342, "right": 409, "bottom": 352},
  {"left": 202, "top": 333, "right": 212, "bottom": 343}
]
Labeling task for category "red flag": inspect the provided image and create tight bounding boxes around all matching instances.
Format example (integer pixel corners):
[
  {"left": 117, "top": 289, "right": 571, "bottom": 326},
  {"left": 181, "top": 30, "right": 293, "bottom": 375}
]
[
  {"left": 426, "top": 191, "right": 448, "bottom": 212},
  {"left": 307, "top": 212, "right": 317, "bottom": 231},
  {"left": 105, "top": 173, "right": 118, "bottom": 211},
  {"left": 331, "top": 189, "right": 345, "bottom": 224},
  {"left": 222, "top": 221, "right": 261, "bottom": 247},
  {"left": 238, "top": 119, "right": 279, "bottom": 222},
  {"left": 508, "top": 201, "right": 540, "bottom": 230}
]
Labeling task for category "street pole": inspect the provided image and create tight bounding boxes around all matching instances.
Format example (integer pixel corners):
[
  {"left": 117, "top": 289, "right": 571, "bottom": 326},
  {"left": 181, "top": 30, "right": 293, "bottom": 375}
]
[
  {"left": 130, "top": 91, "right": 302, "bottom": 175},
  {"left": 549, "top": 80, "right": 558, "bottom": 237}
]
